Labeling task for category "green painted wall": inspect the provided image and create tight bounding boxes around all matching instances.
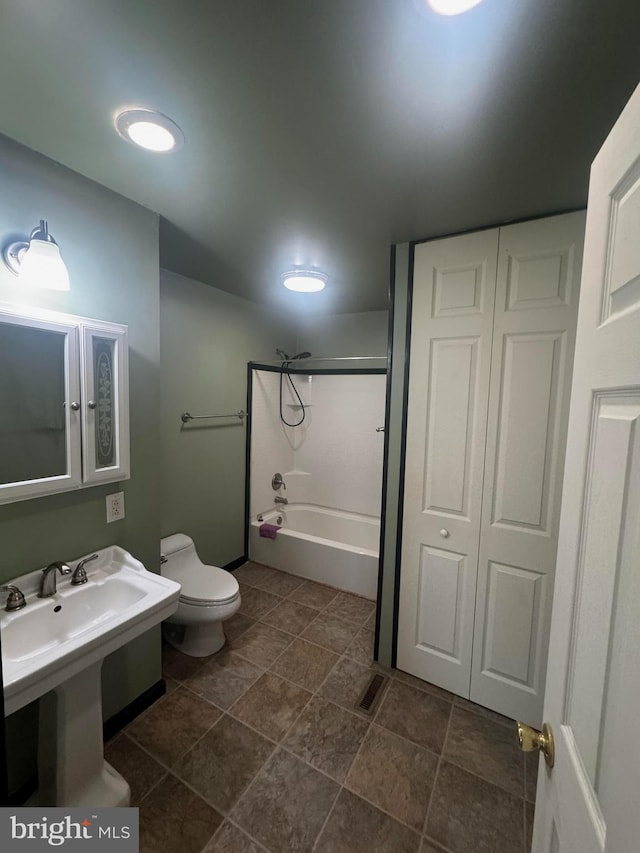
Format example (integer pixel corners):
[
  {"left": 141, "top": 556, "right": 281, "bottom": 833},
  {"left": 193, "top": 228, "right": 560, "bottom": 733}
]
[
  {"left": 0, "top": 134, "right": 161, "bottom": 792},
  {"left": 160, "top": 269, "right": 296, "bottom": 567}
]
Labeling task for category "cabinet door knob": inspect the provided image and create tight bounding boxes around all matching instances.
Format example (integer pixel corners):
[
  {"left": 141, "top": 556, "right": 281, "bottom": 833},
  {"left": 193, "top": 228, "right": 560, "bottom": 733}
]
[
  {"left": 87, "top": 400, "right": 97, "bottom": 410},
  {"left": 70, "top": 401, "right": 80, "bottom": 411},
  {"left": 440, "top": 528, "right": 450, "bottom": 538}
]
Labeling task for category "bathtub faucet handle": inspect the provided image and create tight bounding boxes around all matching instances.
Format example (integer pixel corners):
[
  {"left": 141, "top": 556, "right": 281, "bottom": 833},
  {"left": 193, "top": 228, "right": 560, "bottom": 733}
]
[{"left": 272, "top": 473, "right": 286, "bottom": 491}]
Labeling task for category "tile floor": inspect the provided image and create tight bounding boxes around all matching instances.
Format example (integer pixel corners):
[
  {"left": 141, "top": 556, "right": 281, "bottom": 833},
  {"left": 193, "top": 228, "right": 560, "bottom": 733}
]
[{"left": 106, "top": 562, "right": 537, "bottom": 853}]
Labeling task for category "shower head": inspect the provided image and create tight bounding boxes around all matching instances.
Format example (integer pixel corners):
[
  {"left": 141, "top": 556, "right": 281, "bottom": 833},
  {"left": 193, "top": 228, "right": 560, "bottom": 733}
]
[{"left": 291, "top": 352, "right": 312, "bottom": 360}]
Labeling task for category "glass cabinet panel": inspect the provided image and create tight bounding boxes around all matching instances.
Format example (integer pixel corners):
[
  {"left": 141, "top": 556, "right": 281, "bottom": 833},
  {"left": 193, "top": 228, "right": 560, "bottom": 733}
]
[
  {"left": 81, "top": 324, "right": 129, "bottom": 484},
  {"left": 0, "top": 311, "right": 82, "bottom": 503},
  {"left": 93, "top": 336, "right": 116, "bottom": 469}
]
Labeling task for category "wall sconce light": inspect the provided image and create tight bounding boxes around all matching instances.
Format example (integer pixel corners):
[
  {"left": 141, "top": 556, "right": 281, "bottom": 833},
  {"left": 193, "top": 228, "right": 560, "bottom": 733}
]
[
  {"left": 281, "top": 268, "right": 328, "bottom": 293},
  {"left": 2, "top": 220, "right": 70, "bottom": 291}
]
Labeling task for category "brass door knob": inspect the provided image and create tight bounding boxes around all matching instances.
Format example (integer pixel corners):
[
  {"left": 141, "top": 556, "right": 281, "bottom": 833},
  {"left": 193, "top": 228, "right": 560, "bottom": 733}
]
[{"left": 517, "top": 721, "right": 555, "bottom": 769}]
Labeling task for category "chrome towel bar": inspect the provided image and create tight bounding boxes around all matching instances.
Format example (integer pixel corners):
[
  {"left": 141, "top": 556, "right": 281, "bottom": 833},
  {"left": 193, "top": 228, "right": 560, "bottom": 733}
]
[{"left": 181, "top": 410, "right": 246, "bottom": 424}]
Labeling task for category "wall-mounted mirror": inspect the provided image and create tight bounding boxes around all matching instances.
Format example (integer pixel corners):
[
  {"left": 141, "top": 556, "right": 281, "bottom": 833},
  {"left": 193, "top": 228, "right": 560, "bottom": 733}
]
[
  {"left": 0, "top": 323, "right": 69, "bottom": 485},
  {"left": 0, "top": 304, "right": 129, "bottom": 505}
]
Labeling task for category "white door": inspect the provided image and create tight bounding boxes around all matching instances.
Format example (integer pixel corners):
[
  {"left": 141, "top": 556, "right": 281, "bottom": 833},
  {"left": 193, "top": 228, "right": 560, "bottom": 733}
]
[
  {"left": 533, "top": 82, "right": 640, "bottom": 852},
  {"left": 470, "top": 212, "right": 585, "bottom": 726},
  {"left": 397, "top": 229, "right": 498, "bottom": 695},
  {"left": 80, "top": 323, "right": 130, "bottom": 484}
]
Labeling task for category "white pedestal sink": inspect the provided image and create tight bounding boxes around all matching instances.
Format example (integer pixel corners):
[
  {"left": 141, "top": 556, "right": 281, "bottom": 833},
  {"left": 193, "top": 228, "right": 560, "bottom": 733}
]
[{"left": 1, "top": 547, "right": 180, "bottom": 807}]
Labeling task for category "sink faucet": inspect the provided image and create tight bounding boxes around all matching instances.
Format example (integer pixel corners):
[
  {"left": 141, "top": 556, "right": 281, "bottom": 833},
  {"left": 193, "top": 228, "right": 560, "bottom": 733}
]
[
  {"left": 71, "top": 553, "right": 99, "bottom": 586},
  {"left": 0, "top": 585, "right": 26, "bottom": 612},
  {"left": 274, "top": 495, "right": 288, "bottom": 505},
  {"left": 39, "top": 561, "right": 72, "bottom": 597}
]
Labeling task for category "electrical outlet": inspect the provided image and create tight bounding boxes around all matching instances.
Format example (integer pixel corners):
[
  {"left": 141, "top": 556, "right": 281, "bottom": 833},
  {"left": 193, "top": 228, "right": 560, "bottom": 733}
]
[{"left": 106, "top": 491, "right": 125, "bottom": 523}]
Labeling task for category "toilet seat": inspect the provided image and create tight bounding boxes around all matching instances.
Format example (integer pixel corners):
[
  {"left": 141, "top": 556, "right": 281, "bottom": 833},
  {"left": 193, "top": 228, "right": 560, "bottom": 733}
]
[{"left": 162, "top": 558, "right": 239, "bottom": 606}]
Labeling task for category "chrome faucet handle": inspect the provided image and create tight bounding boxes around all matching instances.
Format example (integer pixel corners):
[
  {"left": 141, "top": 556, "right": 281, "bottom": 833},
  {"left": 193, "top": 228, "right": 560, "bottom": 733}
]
[
  {"left": 71, "top": 553, "right": 99, "bottom": 586},
  {"left": 0, "top": 585, "right": 26, "bottom": 612}
]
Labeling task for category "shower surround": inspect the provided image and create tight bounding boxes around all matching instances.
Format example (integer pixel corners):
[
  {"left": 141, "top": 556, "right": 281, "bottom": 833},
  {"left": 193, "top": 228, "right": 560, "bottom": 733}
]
[{"left": 248, "top": 368, "right": 386, "bottom": 598}]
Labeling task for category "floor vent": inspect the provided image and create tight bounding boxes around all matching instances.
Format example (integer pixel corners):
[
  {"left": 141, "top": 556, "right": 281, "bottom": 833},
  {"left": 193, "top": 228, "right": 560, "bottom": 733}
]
[{"left": 357, "top": 673, "right": 387, "bottom": 714}]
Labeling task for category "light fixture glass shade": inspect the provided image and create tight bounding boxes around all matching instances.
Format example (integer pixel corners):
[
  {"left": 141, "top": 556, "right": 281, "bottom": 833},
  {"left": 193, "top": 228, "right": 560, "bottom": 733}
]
[
  {"left": 282, "top": 270, "right": 327, "bottom": 293},
  {"left": 427, "top": 0, "right": 484, "bottom": 14},
  {"left": 18, "top": 238, "right": 70, "bottom": 291},
  {"left": 115, "top": 109, "right": 184, "bottom": 153}
]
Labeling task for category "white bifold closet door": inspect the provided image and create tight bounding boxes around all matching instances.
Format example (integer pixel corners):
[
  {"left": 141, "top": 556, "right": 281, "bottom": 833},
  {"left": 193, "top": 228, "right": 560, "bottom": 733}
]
[
  {"left": 397, "top": 211, "right": 585, "bottom": 725},
  {"left": 397, "top": 228, "right": 499, "bottom": 697}
]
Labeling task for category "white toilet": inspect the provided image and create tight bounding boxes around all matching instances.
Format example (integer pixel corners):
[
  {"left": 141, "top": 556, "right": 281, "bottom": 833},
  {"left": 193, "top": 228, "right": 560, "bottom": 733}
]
[{"left": 160, "top": 533, "right": 241, "bottom": 657}]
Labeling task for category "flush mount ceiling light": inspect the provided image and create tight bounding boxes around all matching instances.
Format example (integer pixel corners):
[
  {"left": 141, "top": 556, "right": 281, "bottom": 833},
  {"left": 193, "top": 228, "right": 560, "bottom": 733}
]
[
  {"left": 2, "top": 220, "right": 70, "bottom": 291},
  {"left": 281, "top": 269, "right": 328, "bottom": 293},
  {"left": 114, "top": 108, "right": 184, "bottom": 152},
  {"left": 426, "top": 0, "right": 484, "bottom": 14}
]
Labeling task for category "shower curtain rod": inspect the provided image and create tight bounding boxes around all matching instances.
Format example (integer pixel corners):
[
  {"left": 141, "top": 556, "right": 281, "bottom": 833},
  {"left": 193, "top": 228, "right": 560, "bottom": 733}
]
[{"left": 252, "top": 355, "right": 388, "bottom": 365}]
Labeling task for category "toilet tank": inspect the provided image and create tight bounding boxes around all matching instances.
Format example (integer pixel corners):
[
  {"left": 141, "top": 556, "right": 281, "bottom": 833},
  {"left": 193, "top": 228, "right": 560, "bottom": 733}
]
[{"left": 161, "top": 533, "right": 200, "bottom": 570}]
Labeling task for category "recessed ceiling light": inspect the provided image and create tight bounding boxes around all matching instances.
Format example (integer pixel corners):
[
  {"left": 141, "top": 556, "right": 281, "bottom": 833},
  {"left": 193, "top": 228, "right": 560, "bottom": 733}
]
[
  {"left": 427, "top": 0, "right": 484, "bottom": 15},
  {"left": 281, "top": 269, "right": 328, "bottom": 293},
  {"left": 114, "top": 108, "right": 184, "bottom": 152}
]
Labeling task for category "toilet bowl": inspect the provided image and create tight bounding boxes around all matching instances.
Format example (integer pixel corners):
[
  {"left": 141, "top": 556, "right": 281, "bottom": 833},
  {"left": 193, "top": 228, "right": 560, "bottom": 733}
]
[{"left": 160, "top": 533, "right": 241, "bottom": 657}]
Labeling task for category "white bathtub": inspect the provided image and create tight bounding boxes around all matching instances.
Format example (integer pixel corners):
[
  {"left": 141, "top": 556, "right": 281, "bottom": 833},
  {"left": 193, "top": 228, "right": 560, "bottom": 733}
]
[{"left": 249, "top": 504, "right": 380, "bottom": 600}]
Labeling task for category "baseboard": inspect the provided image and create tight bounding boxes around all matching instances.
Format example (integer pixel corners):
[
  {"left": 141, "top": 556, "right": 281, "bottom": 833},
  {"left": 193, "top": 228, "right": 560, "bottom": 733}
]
[
  {"left": 102, "top": 678, "right": 166, "bottom": 742},
  {"left": 224, "top": 555, "right": 247, "bottom": 572}
]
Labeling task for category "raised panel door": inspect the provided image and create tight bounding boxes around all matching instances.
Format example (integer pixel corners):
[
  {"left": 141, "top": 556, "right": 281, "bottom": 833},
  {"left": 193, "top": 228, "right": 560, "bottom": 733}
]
[
  {"left": 470, "top": 211, "right": 585, "bottom": 725},
  {"left": 397, "top": 229, "right": 498, "bottom": 694}
]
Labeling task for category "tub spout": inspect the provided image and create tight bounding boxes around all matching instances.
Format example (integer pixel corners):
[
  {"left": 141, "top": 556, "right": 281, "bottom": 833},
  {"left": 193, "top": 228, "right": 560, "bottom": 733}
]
[{"left": 274, "top": 496, "right": 288, "bottom": 505}]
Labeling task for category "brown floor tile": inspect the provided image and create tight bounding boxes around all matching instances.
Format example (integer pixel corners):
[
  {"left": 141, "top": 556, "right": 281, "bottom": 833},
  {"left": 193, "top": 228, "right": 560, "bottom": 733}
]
[
  {"left": 105, "top": 734, "right": 166, "bottom": 806},
  {"left": 326, "top": 591, "right": 376, "bottom": 626},
  {"left": 300, "top": 612, "right": 359, "bottom": 654},
  {"left": 175, "top": 715, "right": 274, "bottom": 814},
  {"left": 261, "top": 599, "right": 319, "bottom": 635},
  {"left": 318, "top": 657, "right": 389, "bottom": 718},
  {"left": 162, "top": 642, "right": 206, "bottom": 682},
  {"left": 526, "top": 801, "right": 535, "bottom": 852},
  {"left": 425, "top": 760, "right": 524, "bottom": 853},
  {"left": 393, "top": 669, "right": 455, "bottom": 703},
  {"left": 270, "top": 638, "right": 338, "bottom": 691},
  {"left": 376, "top": 680, "right": 451, "bottom": 754},
  {"left": 365, "top": 609, "right": 377, "bottom": 630},
  {"left": 421, "top": 842, "right": 449, "bottom": 853},
  {"left": 525, "top": 751, "right": 539, "bottom": 802},
  {"left": 288, "top": 580, "right": 339, "bottom": 610},
  {"left": 283, "top": 696, "right": 369, "bottom": 782},
  {"left": 224, "top": 613, "right": 256, "bottom": 643},
  {"left": 128, "top": 686, "right": 222, "bottom": 768},
  {"left": 187, "top": 650, "right": 263, "bottom": 709},
  {"left": 204, "top": 821, "right": 264, "bottom": 852},
  {"left": 453, "top": 695, "right": 516, "bottom": 729},
  {"left": 443, "top": 707, "right": 524, "bottom": 797},
  {"left": 315, "top": 788, "right": 421, "bottom": 853},
  {"left": 238, "top": 584, "right": 282, "bottom": 619},
  {"left": 253, "top": 569, "right": 305, "bottom": 597},
  {"left": 233, "top": 562, "right": 277, "bottom": 587},
  {"left": 232, "top": 748, "right": 339, "bottom": 853},
  {"left": 139, "top": 773, "right": 223, "bottom": 853},
  {"left": 346, "top": 724, "right": 438, "bottom": 831},
  {"left": 230, "top": 673, "right": 311, "bottom": 741},
  {"left": 344, "top": 627, "right": 375, "bottom": 665},
  {"left": 230, "top": 622, "right": 294, "bottom": 667}
]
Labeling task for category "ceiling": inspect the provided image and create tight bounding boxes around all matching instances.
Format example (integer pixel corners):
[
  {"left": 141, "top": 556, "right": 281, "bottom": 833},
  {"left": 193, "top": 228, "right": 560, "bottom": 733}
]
[{"left": 0, "top": 1, "right": 639, "bottom": 315}]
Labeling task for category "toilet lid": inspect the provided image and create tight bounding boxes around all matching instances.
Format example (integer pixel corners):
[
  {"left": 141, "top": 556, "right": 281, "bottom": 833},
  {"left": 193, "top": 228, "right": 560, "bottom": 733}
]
[{"left": 164, "top": 560, "right": 239, "bottom": 605}]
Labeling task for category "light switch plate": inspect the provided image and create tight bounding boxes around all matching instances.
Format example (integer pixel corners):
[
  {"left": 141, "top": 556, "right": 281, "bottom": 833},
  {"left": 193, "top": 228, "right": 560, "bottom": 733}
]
[{"left": 106, "top": 491, "right": 125, "bottom": 523}]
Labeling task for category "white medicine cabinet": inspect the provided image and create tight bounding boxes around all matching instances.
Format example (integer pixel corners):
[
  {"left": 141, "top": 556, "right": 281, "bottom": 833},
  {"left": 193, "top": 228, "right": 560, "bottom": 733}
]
[{"left": 0, "top": 303, "right": 129, "bottom": 504}]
